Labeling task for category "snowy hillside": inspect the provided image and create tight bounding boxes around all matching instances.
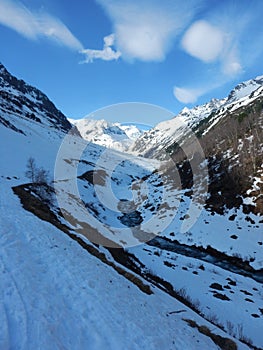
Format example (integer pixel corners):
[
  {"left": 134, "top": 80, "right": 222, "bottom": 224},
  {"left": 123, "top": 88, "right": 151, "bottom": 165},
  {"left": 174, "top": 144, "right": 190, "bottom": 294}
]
[
  {"left": 0, "top": 63, "right": 76, "bottom": 135},
  {"left": 2, "top": 179, "right": 230, "bottom": 350},
  {"left": 69, "top": 117, "right": 144, "bottom": 151},
  {"left": 227, "top": 75, "right": 263, "bottom": 104},
  {"left": 130, "top": 76, "right": 263, "bottom": 216},
  {"left": 0, "top": 62, "right": 262, "bottom": 349}
]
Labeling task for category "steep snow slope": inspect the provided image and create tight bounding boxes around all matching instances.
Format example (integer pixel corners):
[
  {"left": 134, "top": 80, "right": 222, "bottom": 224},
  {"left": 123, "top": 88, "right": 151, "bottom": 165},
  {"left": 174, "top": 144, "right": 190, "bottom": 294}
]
[
  {"left": 69, "top": 118, "right": 143, "bottom": 151},
  {"left": 227, "top": 75, "right": 263, "bottom": 103},
  {"left": 2, "top": 179, "right": 229, "bottom": 350}
]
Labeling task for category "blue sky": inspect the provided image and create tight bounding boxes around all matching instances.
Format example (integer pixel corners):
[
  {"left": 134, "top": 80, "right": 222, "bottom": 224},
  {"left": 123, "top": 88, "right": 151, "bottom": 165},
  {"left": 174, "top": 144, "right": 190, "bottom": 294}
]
[{"left": 0, "top": 0, "right": 263, "bottom": 125}]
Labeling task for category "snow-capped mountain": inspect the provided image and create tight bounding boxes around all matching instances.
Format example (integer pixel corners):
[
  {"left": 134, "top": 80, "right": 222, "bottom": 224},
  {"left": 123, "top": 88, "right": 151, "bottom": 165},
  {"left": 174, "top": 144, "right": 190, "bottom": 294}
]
[
  {"left": 226, "top": 75, "right": 263, "bottom": 104},
  {"left": 69, "top": 117, "right": 144, "bottom": 151},
  {"left": 1, "top": 62, "right": 263, "bottom": 349},
  {"left": 130, "top": 76, "right": 263, "bottom": 212},
  {"left": 130, "top": 76, "right": 263, "bottom": 159},
  {"left": 128, "top": 99, "right": 225, "bottom": 159},
  {"left": 178, "top": 98, "right": 225, "bottom": 128},
  {"left": 119, "top": 123, "right": 144, "bottom": 140}
]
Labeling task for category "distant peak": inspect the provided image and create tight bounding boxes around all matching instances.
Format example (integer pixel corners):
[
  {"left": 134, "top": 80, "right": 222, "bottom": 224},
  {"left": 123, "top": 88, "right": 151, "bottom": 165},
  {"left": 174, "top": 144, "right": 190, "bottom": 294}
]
[
  {"left": 181, "top": 107, "right": 190, "bottom": 114},
  {"left": 0, "top": 62, "right": 8, "bottom": 73},
  {"left": 255, "top": 75, "right": 263, "bottom": 82},
  {"left": 227, "top": 75, "right": 263, "bottom": 103}
]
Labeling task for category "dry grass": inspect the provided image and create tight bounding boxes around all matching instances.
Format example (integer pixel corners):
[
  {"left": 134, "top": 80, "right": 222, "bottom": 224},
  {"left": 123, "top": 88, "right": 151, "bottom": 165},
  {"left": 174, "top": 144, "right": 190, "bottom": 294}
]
[{"left": 183, "top": 319, "right": 237, "bottom": 350}]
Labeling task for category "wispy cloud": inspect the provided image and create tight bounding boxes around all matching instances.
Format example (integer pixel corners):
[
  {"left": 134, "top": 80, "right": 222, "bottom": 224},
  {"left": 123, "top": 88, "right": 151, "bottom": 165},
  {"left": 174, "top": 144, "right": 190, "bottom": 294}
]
[
  {"left": 174, "top": 79, "right": 228, "bottom": 104},
  {"left": 221, "top": 46, "right": 242, "bottom": 76},
  {"left": 96, "top": 0, "right": 202, "bottom": 62},
  {"left": 0, "top": 0, "right": 83, "bottom": 50},
  {"left": 173, "top": 86, "right": 204, "bottom": 104},
  {"left": 80, "top": 34, "right": 121, "bottom": 63}
]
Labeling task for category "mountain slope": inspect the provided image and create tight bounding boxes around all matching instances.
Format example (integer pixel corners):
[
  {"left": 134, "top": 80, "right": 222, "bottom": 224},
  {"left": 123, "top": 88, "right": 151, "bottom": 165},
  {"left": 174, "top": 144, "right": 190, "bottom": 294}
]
[
  {"left": 0, "top": 62, "right": 77, "bottom": 135},
  {"left": 130, "top": 76, "right": 263, "bottom": 159},
  {"left": 3, "top": 181, "right": 227, "bottom": 350},
  {"left": 130, "top": 76, "right": 263, "bottom": 215},
  {"left": 69, "top": 118, "right": 143, "bottom": 151}
]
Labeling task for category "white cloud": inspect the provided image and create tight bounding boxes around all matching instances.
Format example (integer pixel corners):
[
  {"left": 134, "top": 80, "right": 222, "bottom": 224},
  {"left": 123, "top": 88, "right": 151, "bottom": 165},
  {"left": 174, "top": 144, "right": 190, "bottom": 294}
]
[
  {"left": 96, "top": 0, "right": 201, "bottom": 62},
  {"left": 222, "top": 46, "right": 242, "bottom": 76},
  {"left": 0, "top": 0, "right": 83, "bottom": 50},
  {"left": 173, "top": 86, "right": 203, "bottom": 104},
  {"left": 181, "top": 20, "right": 225, "bottom": 63},
  {"left": 81, "top": 34, "right": 121, "bottom": 63},
  {"left": 174, "top": 1, "right": 263, "bottom": 105},
  {"left": 103, "top": 33, "right": 115, "bottom": 47},
  {"left": 181, "top": 19, "right": 244, "bottom": 79}
]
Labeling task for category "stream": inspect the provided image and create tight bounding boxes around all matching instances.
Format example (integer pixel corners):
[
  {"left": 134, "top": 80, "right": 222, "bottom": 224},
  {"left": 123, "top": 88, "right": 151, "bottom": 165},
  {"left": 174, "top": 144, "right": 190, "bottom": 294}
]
[{"left": 147, "top": 236, "right": 263, "bottom": 284}]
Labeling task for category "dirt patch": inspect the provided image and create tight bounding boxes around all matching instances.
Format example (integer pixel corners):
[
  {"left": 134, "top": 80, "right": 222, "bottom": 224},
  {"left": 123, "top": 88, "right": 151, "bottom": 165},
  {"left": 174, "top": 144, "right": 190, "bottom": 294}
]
[
  {"left": 210, "top": 283, "right": 224, "bottom": 291},
  {"left": 213, "top": 292, "right": 230, "bottom": 301},
  {"left": 183, "top": 318, "right": 237, "bottom": 350}
]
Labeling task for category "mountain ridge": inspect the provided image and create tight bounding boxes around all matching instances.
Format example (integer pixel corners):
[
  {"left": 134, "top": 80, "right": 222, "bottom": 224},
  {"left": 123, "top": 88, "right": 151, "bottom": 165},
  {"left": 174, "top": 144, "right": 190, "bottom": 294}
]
[
  {"left": 69, "top": 117, "right": 144, "bottom": 151},
  {"left": 0, "top": 62, "right": 76, "bottom": 135},
  {"left": 130, "top": 75, "right": 263, "bottom": 158}
]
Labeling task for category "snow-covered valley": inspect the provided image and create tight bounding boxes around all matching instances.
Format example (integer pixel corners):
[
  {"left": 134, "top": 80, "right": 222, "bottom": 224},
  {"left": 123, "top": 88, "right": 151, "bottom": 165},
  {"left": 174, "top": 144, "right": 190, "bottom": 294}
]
[{"left": 0, "top": 62, "right": 262, "bottom": 349}]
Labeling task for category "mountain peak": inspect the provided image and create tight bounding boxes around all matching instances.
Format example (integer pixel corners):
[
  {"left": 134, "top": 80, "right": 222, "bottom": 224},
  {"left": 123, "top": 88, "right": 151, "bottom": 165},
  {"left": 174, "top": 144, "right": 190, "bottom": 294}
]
[
  {"left": 255, "top": 75, "right": 263, "bottom": 82},
  {"left": 227, "top": 75, "right": 263, "bottom": 103},
  {"left": 70, "top": 117, "right": 144, "bottom": 151}
]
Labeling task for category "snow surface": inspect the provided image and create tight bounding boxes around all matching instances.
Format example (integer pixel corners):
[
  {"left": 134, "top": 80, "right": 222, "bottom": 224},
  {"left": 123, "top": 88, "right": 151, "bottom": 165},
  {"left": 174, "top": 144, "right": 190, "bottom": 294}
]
[
  {"left": 0, "top": 113, "right": 249, "bottom": 350},
  {"left": 69, "top": 118, "right": 144, "bottom": 152},
  {"left": 130, "top": 244, "right": 263, "bottom": 347},
  {"left": 1, "top": 181, "right": 227, "bottom": 350}
]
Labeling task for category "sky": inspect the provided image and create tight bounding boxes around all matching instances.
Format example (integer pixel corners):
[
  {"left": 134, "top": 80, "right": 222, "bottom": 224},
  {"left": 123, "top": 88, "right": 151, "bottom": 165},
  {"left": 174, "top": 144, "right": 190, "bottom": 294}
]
[{"left": 0, "top": 0, "right": 263, "bottom": 125}]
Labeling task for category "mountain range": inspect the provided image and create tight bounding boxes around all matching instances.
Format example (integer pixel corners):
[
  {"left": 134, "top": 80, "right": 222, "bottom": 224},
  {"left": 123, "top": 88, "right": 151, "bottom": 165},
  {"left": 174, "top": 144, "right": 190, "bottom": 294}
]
[
  {"left": 0, "top": 62, "right": 262, "bottom": 350},
  {"left": 69, "top": 117, "right": 144, "bottom": 151}
]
